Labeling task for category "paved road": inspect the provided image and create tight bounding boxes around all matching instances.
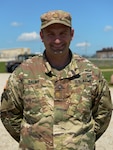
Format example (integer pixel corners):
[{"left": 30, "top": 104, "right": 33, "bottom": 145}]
[{"left": 0, "top": 73, "right": 113, "bottom": 150}]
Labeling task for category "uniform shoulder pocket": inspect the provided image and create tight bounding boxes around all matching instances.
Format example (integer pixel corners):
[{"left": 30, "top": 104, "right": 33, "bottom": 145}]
[{"left": 1, "top": 90, "right": 15, "bottom": 112}]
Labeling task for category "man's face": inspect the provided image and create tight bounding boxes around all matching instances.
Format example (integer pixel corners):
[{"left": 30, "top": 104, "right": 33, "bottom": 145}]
[{"left": 40, "top": 23, "right": 74, "bottom": 56}]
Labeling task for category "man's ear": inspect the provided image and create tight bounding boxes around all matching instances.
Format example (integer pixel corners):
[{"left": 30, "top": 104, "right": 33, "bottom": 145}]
[
  {"left": 40, "top": 31, "right": 44, "bottom": 42},
  {"left": 71, "top": 28, "right": 74, "bottom": 40}
]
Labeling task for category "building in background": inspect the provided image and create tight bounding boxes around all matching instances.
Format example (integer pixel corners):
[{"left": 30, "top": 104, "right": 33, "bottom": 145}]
[
  {"left": 96, "top": 47, "right": 113, "bottom": 58},
  {"left": 0, "top": 48, "right": 30, "bottom": 59}
]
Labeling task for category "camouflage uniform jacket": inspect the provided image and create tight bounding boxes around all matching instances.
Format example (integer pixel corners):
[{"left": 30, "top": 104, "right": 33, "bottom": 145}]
[{"left": 1, "top": 51, "right": 112, "bottom": 150}]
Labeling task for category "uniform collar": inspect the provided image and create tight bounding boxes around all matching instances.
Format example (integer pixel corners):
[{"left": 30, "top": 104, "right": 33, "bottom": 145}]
[{"left": 43, "top": 50, "right": 80, "bottom": 78}]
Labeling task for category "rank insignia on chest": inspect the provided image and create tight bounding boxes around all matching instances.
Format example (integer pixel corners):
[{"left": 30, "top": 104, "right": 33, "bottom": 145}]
[
  {"left": 54, "top": 80, "right": 71, "bottom": 101},
  {"left": 54, "top": 84, "right": 63, "bottom": 100}
]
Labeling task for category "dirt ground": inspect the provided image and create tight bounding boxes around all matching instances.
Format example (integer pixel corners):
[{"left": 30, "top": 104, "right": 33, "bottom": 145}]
[{"left": 0, "top": 73, "right": 113, "bottom": 150}]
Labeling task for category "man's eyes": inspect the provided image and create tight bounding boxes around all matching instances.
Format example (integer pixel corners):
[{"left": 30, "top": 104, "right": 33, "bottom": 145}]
[
  {"left": 60, "top": 32, "right": 68, "bottom": 36},
  {"left": 47, "top": 33, "right": 54, "bottom": 36},
  {"left": 46, "top": 31, "right": 68, "bottom": 37}
]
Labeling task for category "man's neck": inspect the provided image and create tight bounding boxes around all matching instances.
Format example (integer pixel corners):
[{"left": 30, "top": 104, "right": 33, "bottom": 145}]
[{"left": 45, "top": 50, "right": 72, "bottom": 70}]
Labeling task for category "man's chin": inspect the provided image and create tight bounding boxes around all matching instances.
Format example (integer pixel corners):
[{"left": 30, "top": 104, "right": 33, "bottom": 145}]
[
  {"left": 51, "top": 48, "right": 64, "bottom": 54},
  {"left": 53, "top": 50, "right": 63, "bottom": 54}
]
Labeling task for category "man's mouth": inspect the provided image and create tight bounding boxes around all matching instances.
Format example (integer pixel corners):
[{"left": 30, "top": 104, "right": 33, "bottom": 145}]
[{"left": 52, "top": 44, "right": 65, "bottom": 50}]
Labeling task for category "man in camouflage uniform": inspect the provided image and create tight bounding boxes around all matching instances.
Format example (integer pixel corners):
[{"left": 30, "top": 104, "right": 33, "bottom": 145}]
[{"left": 1, "top": 10, "right": 112, "bottom": 150}]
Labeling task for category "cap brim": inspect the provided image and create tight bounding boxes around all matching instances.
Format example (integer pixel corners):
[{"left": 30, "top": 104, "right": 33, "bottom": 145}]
[{"left": 41, "top": 20, "right": 71, "bottom": 29}]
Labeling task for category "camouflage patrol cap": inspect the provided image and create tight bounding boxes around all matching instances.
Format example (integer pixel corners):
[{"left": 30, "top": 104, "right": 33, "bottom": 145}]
[{"left": 40, "top": 10, "right": 72, "bottom": 29}]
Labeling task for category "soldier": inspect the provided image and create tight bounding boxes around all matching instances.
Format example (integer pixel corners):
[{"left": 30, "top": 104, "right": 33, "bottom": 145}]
[{"left": 1, "top": 10, "right": 112, "bottom": 150}]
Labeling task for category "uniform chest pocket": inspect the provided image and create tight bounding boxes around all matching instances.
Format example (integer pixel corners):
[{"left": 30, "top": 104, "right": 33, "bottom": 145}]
[
  {"left": 23, "top": 78, "right": 54, "bottom": 93},
  {"left": 23, "top": 79, "right": 54, "bottom": 117},
  {"left": 66, "top": 78, "right": 93, "bottom": 123}
]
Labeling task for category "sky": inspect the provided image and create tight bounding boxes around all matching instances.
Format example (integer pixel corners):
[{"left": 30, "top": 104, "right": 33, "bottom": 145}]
[{"left": 0, "top": 0, "right": 113, "bottom": 56}]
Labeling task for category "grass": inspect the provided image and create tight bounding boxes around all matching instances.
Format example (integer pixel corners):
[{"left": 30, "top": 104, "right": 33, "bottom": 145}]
[
  {"left": 0, "top": 62, "right": 6, "bottom": 73},
  {"left": 89, "top": 59, "right": 113, "bottom": 85},
  {"left": 102, "top": 71, "right": 113, "bottom": 83},
  {"left": 89, "top": 58, "right": 113, "bottom": 69}
]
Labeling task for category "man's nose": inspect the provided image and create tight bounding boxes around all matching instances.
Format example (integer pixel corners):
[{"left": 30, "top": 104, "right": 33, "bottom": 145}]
[{"left": 54, "top": 37, "right": 61, "bottom": 43}]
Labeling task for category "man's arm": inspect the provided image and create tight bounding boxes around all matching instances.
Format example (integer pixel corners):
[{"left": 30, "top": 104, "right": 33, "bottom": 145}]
[
  {"left": 92, "top": 75, "right": 112, "bottom": 141},
  {"left": 1, "top": 73, "right": 23, "bottom": 142}
]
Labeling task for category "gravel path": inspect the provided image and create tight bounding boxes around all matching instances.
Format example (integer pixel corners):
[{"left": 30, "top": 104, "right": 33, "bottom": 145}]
[{"left": 0, "top": 73, "right": 113, "bottom": 150}]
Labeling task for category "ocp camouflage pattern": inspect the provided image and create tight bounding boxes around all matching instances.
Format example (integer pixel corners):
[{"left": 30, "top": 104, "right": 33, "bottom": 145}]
[{"left": 1, "top": 51, "right": 112, "bottom": 150}]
